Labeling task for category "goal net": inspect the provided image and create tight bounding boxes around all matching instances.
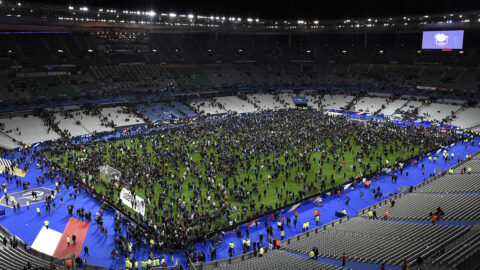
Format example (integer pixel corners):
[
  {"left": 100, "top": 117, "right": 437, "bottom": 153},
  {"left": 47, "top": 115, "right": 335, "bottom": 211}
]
[{"left": 99, "top": 165, "right": 122, "bottom": 184}]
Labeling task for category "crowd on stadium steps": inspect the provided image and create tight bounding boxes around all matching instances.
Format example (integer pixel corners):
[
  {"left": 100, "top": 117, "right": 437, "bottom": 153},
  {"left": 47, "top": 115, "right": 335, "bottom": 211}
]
[{"left": 27, "top": 109, "right": 461, "bottom": 256}]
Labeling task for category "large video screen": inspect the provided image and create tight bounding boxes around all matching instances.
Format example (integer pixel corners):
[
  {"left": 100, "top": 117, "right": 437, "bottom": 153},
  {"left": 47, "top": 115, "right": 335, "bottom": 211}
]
[{"left": 421, "top": 30, "right": 464, "bottom": 49}]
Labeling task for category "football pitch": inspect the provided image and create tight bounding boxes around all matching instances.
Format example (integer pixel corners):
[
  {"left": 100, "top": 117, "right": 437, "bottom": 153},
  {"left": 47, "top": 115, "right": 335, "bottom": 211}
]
[{"left": 46, "top": 121, "right": 423, "bottom": 232}]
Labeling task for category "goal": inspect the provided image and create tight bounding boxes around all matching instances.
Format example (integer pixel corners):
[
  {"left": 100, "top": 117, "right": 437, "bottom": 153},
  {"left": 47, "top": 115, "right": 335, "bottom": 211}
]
[{"left": 99, "top": 165, "right": 122, "bottom": 184}]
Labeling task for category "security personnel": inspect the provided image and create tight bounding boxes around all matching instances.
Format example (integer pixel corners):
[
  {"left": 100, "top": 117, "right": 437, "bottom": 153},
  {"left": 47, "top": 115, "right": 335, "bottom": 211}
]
[
  {"left": 125, "top": 258, "right": 132, "bottom": 269},
  {"left": 128, "top": 242, "right": 132, "bottom": 254},
  {"left": 141, "top": 260, "right": 147, "bottom": 269},
  {"left": 309, "top": 250, "right": 315, "bottom": 260},
  {"left": 315, "top": 214, "right": 320, "bottom": 225},
  {"left": 134, "top": 260, "right": 138, "bottom": 270},
  {"left": 467, "top": 167, "right": 472, "bottom": 174},
  {"left": 428, "top": 156, "right": 432, "bottom": 161},
  {"left": 149, "top": 238, "right": 154, "bottom": 248},
  {"left": 246, "top": 238, "right": 251, "bottom": 249},
  {"left": 161, "top": 257, "right": 165, "bottom": 266},
  {"left": 66, "top": 235, "right": 71, "bottom": 246},
  {"left": 36, "top": 207, "right": 41, "bottom": 216},
  {"left": 449, "top": 169, "right": 454, "bottom": 174},
  {"left": 153, "top": 258, "right": 159, "bottom": 267},
  {"left": 26, "top": 201, "right": 29, "bottom": 209},
  {"left": 280, "top": 230, "right": 284, "bottom": 240},
  {"left": 229, "top": 241, "right": 235, "bottom": 256},
  {"left": 147, "top": 258, "right": 152, "bottom": 267},
  {"left": 433, "top": 156, "right": 436, "bottom": 163},
  {"left": 368, "top": 210, "right": 373, "bottom": 219},
  {"left": 259, "top": 247, "right": 264, "bottom": 257},
  {"left": 44, "top": 220, "right": 49, "bottom": 229},
  {"left": 302, "top": 222, "right": 307, "bottom": 232},
  {"left": 341, "top": 209, "right": 347, "bottom": 215}
]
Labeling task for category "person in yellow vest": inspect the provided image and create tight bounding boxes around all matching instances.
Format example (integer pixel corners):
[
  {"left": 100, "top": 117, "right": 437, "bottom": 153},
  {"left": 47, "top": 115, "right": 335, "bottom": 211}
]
[
  {"left": 246, "top": 238, "right": 251, "bottom": 249},
  {"left": 451, "top": 153, "right": 454, "bottom": 158},
  {"left": 229, "top": 241, "right": 235, "bottom": 257},
  {"left": 433, "top": 156, "right": 436, "bottom": 163},
  {"left": 368, "top": 210, "right": 373, "bottom": 219},
  {"left": 26, "top": 201, "right": 29, "bottom": 209},
  {"left": 128, "top": 242, "right": 132, "bottom": 254},
  {"left": 309, "top": 250, "right": 315, "bottom": 260},
  {"left": 141, "top": 260, "right": 147, "bottom": 269},
  {"left": 467, "top": 167, "right": 472, "bottom": 174},
  {"left": 315, "top": 214, "right": 320, "bottom": 225},
  {"left": 44, "top": 220, "right": 49, "bottom": 230},
  {"left": 306, "top": 221, "right": 309, "bottom": 231},
  {"left": 259, "top": 247, "right": 264, "bottom": 257},
  {"left": 134, "top": 261, "right": 138, "bottom": 269},
  {"left": 36, "top": 207, "right": 40, "bottom": 216},
  {"left": 66, "top": 235, "right": 71, "bottom": 246},
  {"left": 147, "top": 258, "right": 152, "bottom": 267},
  {"left": 302, "top": 222, "right": 307, "bottom": 232},
  {"left": 449, "top": 169, "right": 453, "bottom": 174},
  {"left": 125, "top": 258, "right": 132, "bottom": 269},
  {"left": 149, "top": 238, "right": 154, "bottom": 248},
  {"left": 280, "top": 230, "right": 285, "bottom": 240},
  {"left": 428, "top": 156, "right": 432, "bottom": 161},
  {"left": 161, "top": 257, "right": 165, "bottom": 266}
]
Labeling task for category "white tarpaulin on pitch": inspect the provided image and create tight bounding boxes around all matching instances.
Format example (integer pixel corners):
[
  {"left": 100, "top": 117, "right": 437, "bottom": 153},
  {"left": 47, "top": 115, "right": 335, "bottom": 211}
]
[{"left": 120, "top": 188, "right": 146, "bottom": 215}]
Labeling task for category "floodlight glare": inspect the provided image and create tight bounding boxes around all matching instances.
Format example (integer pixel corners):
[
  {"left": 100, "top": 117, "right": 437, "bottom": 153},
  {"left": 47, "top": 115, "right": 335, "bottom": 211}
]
[
  {"left": 187, "top": 14, "right": 194, "bottom": 19},
  {"left": 169, "top": 13, "right": 177, "bottom": 17},
  {"left": 147, "top": 11, "right": 156, "bottom": 17}
]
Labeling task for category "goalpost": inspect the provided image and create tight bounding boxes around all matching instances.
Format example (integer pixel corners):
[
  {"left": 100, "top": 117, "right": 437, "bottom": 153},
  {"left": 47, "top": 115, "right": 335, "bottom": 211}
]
[{"left": 99, "top": 165, "right": 122, "bottom": 184}]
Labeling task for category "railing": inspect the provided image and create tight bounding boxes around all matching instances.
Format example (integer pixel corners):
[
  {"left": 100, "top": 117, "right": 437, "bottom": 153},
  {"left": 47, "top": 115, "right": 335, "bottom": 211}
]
[
  {"left": 189, "top": 249, "right": 268, "bottom": 270},
  {"left": 281, "top": 215, "right": 350, "bottom": 246}
]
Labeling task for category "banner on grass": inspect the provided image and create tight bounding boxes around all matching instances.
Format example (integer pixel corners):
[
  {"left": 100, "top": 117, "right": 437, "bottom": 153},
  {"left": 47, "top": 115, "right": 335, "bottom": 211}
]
[{"left": 120, "top": 188, "right": 146, "bottom": 215}]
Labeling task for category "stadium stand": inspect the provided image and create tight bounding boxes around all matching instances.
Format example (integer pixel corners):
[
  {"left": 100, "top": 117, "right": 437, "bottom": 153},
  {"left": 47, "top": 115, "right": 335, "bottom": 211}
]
[
  {"left": 190, "top": 249, "right": 350, "bottom": 270},
  {"left": 0, "top": 116, "right": 60, "bottom": 144},
  {"left": 283, "top": 218, "right": 468, "bottom": 265}
]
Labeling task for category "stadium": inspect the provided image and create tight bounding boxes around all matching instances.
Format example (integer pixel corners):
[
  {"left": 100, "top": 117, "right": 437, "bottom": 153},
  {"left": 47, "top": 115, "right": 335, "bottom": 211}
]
[{"left": 0, "top": 0, "right": 479, "bottom": 269}]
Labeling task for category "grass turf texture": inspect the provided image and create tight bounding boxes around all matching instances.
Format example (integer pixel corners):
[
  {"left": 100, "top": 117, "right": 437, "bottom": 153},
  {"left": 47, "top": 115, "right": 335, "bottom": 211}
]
[{"left": 46, "top": 133, "right": 421, "bottom": 231}]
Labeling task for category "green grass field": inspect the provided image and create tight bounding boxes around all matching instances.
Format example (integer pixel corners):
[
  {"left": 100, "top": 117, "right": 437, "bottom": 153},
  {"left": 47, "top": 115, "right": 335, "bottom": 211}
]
[{"left": 47, "top": 131, "right": 421, "bottom": 230}]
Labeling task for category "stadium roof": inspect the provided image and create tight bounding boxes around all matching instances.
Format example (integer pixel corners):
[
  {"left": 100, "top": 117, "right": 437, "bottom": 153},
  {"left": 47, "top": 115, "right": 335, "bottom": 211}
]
[
  {"left": 0, "top": 0, "right": 478, "bottom": 33},
  {"left": 27, "top": 0, "right": 480, "bottom": 20}
]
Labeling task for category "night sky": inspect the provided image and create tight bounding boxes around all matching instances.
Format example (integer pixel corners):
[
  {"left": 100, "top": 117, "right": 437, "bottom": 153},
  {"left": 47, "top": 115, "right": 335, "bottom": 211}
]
[{"left": 36, "top": 0, "right": 478, "bottom": 20}]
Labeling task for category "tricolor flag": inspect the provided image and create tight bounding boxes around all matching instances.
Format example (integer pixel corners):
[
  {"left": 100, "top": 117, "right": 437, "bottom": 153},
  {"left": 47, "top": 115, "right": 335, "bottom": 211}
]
[{"left": 31, "top": 217, "right": 90, "bottom": 258}]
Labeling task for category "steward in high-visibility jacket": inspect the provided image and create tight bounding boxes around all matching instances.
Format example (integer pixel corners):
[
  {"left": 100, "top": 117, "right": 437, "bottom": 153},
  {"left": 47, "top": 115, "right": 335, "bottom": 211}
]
[
  {"left": 309, "top": 250, "right": 315, "bottom": 259},
  {"left": 467, "top": 167, "right": 472, "bottom": 174},
  {"left": 147, "top": 258, "right": 152, "bottom": 267},
  {"left": 134, "top": 261, "right": 138, "bottom": 269},
  {"left": 161, "top": 257, "right": 165, "bottom": 265},
  {"left": 141, "top": 261, "right": 147, "bottom": 268},
  {"left": 153, "top": 259, "right": 160, "bottom": 267},
  {"left": 125, "top": 259, "right": 132, "bottom": 269},
  {"left": 259, "top": 247, "right": 264, "bottom": 257}
]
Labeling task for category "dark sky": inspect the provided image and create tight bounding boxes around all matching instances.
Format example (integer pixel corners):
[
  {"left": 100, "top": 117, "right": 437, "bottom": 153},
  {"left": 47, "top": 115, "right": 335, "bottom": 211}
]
[{"left": 43, "top": 0, "right": 479, "bottom": 20}]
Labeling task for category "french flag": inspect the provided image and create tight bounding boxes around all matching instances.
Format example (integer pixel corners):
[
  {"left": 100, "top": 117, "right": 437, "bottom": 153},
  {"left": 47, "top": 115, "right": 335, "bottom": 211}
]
[{"left": 31, "top": 217, "right": 90, "bottom": 258}]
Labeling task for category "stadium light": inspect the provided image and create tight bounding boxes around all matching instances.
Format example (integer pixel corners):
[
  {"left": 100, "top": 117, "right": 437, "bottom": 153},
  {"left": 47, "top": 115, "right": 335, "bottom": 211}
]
[
  {"left": 87, "top": 49, "right": 93, "bottom": 53},
  {"left": 313, "top": 20, "right": 319, "bottom": 24},
  {"left": 169, "top": 13, "right": 177, "bottom": 17},
  {"left": 80, "top": 6, "right": 88, "bottom": 11},
  {"left": 68, "top": 6, "right": 74, "bottom": 10},
  {"left": 187, "top": 14, "right": 194, "bottom": 19},
  {"left": 297, "top": 20, "right": 304, "bottom": 24},
  {"left": 147, "top": 11, "right": 156, "bottom": 17},
  {"left": 57, "top": 49, "right": 64, "bottom": 53},
  {"left": 247, "top": 18, "right": 253, "bottom": 22}
]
